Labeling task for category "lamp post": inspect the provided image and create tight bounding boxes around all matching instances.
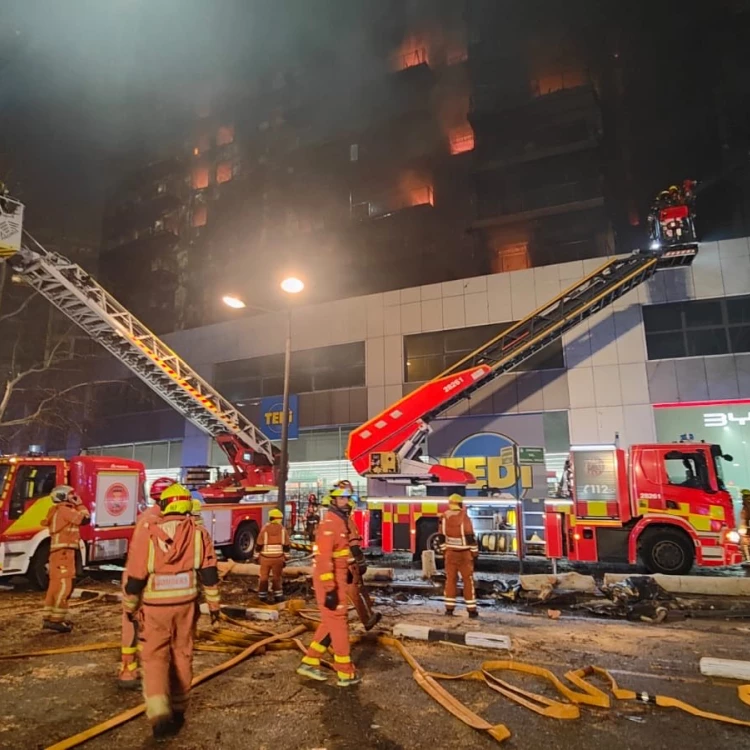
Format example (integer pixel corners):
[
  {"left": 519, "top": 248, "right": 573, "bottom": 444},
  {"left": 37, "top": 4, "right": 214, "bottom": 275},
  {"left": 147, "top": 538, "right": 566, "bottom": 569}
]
[{"left": 222, "top": 277, "right": 304, "bottom": 520}]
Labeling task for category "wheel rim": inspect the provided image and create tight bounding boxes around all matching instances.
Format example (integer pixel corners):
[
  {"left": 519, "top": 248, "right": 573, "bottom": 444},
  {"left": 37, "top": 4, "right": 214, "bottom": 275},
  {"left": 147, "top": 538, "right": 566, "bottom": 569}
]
[
  {"left": 237, "top": 530, "right": 254, "bottom": 553},
  {"left": 652, "top": 540, "right": 685, "bottom": 572}
]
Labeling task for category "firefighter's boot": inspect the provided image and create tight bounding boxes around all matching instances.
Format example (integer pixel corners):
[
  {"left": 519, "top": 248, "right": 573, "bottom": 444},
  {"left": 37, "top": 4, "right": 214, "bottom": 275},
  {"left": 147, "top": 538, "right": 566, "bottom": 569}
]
[
  {"left": 336, "top": 671, "right": 362, "bottom": 687},
  {"left": 152, "top": 716, "right": 175, "bottom": 742},
  {"left": 297, "top": 662, "right": 328, "bottom": 681},
  {"left": 43, "top": 620, "right": 73, "bottom": 633},
  {"left": 117, "top": 662, "right": 141, "bottom": 690},
  {"left": 468, "top": 609, "right": 479, "bottom": 619}
]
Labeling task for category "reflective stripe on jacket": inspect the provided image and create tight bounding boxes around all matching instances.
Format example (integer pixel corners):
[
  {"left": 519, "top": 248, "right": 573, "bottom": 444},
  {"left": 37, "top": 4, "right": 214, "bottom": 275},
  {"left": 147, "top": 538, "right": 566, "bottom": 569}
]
[
  {"left": 42, "top": 502, "right": 90, "bottom": 551},
  {"left": 441, "top": 509, "right": 478, "bottom": 552},
  {"left": 257, "top": 522, "right": 289, "bottom": 558}
]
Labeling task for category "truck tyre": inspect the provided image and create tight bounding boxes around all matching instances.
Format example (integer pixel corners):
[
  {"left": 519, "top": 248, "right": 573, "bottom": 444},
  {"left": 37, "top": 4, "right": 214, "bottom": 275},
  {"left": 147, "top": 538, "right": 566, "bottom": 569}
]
[
  {"left": 29, "top": 540, "right": 50, "bottom": 591},
  {"left": 231, "top": 522, "right": 258, "bottom": 561},
  {"left": 641, "top": 527, "right": 694, "bottom": 575}
]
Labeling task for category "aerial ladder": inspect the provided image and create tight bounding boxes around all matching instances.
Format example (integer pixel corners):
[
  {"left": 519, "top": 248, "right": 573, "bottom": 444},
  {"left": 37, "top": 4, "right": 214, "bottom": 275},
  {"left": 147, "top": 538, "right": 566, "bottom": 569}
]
[
  {"left": 348, "top": 194, "right": 700, "bottom": 490},
  {"left": 0, "top": 195, "right": 279, "bottom": 501}
]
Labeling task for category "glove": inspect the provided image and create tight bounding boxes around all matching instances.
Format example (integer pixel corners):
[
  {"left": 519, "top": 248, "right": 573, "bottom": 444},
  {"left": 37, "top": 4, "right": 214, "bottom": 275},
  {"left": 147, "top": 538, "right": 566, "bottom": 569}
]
[
  {"left": 324, "top": 589, "right": 339, "bottom": 611},
  {"left": 357, "top": 560, "right": 368, "bottom": 575},
  {"left": 210, "top": 609, "right": 221, "bottom": 625}
]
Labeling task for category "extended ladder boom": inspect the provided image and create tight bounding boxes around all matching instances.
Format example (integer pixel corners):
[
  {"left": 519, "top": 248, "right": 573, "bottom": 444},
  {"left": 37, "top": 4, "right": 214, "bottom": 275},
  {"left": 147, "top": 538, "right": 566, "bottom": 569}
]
[
  {"left": 348, "top": 244, "right": 698, "bottom": 484},
  {"left": 6, "top": 230, "right": 279, "bottom": 486}
]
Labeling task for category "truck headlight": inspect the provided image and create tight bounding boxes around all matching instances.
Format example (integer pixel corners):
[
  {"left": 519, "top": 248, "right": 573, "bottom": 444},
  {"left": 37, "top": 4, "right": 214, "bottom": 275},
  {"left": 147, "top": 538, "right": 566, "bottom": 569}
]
[{"left": 726, "top": 530, "right": 741, "bottom": 544}]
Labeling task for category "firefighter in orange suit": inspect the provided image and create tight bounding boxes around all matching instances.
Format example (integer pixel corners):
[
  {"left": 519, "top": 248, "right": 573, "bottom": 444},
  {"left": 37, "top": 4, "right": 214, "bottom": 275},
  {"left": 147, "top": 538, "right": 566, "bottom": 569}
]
[
  {"left": 122, "top": 484, "right": 221, "bottom": 740},
  {"left": 437, "top": 494, "right": 479, "bottom": 618},
  {"left": 118, "top": 499, "right": 162, "bottom": 688},
  {"left": 40, "top": 485, "right": 90, "bottom": 633},
  {"left": 256, "top": 508, "right": 290, "bottom": 603},
  {"left": 297, "top": 486, "right": 360, "bottom": 686}
]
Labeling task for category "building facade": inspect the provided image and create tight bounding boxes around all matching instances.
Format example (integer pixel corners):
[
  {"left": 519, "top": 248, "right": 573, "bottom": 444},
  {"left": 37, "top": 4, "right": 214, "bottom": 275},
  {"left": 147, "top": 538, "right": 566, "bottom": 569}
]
[{"left": 83, "top": 236, "right": 750, "bottom": 508}]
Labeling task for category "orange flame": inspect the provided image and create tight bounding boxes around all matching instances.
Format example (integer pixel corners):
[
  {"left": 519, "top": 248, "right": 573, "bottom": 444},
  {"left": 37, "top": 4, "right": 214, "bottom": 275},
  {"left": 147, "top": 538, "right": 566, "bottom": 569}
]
[{"left": 449, "top": 125, "right": 475, "bottom": 155}]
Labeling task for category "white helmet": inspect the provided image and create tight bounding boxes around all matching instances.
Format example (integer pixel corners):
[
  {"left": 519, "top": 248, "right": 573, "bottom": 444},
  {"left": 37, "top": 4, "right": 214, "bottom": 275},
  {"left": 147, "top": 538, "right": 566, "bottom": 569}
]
[{"left": 51, "top": 485, "right": 74, "bottom": 503}]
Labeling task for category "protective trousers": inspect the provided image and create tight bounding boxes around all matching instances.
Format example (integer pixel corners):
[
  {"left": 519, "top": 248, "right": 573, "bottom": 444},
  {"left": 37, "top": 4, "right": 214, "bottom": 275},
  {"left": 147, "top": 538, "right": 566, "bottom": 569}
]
[
  {"left": 139, "top": 601, "right": 195, "bottom": 722},
  {"left": 444, "top": 549, "right": 476, "bottom": 613},
  {"left": 119, "top": 571, "right": 140, "bottom": 684},
  {"left": 258, "top": 556, "right": 285, "bottom": 598},
  {"left": 43, "top": 549, "right": 75, "bottom": 623},
  {"left": 303, "top": 569, "right": 355, "bottom": 679}
]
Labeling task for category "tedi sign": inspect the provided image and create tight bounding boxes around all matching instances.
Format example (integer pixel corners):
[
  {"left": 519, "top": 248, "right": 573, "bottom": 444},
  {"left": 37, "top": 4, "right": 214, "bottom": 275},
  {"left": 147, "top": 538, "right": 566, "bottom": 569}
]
[{"left": 438, "top": 431, "right": 534, "bottom": 497}]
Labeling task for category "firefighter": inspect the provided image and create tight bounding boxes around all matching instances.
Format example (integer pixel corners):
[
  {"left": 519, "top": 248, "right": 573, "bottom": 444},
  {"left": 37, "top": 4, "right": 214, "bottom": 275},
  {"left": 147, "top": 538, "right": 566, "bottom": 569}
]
[
  {"left": 256, "top": 508, "right": 290, "bottom": 603},
  {"left": 191, "top": 498, "right": 204, "bottom": 526},
  {"left": 740, "top": 489, "right": 750, "bottom": 562},
  {"left": 122, "top": 484, "right": 221, "bottom": 740},
  {"left": 118, "top": 498, "right": 162, "bottom": 689},
  {"left": 437, "top": 494, "right": 479, "bottom": 618},
  {"left": 297, "top": 486, "right": 361, "bottom": 686},
  {"left": 305, "top": 493, "right": 321, "bottom": 541},
  {"left": 40, "top": 485, "right": 90, "bottom": 633}
]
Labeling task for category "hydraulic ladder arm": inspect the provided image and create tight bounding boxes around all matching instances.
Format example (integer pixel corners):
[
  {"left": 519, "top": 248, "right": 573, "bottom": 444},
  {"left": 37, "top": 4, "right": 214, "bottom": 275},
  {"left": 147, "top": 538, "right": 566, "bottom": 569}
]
[
  {"left": 0, "top": 212, "right": 279, "bottom": 498},
  {"left": 347, "top": 244, "right": 698, "bottom": 486}
]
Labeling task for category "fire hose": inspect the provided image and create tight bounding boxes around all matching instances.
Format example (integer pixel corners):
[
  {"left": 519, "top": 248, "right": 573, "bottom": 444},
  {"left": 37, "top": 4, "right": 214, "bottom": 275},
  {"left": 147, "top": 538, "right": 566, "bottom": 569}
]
[{"left": 1, "top": 615, "right": 749, "bottom": 746}]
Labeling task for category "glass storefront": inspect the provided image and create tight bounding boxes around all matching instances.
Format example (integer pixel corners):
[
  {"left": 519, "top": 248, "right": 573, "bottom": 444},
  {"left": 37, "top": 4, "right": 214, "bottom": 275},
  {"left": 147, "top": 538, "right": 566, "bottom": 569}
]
[{"left": 653, "top": 401, "right": 750, "bottom": 507}]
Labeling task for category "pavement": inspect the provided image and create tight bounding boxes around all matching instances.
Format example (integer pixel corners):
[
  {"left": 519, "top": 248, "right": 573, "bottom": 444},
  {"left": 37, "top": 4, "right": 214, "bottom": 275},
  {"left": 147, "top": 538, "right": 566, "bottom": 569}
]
[{"left": 1, "top": 573, "right": 750, "bottom": 750}]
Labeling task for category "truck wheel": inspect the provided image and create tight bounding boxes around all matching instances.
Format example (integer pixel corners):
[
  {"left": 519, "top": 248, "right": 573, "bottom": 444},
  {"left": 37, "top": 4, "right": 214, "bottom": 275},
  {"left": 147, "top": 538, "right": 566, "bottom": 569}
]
[
  {"left": 641, "top": 528, "right": 694, "bottom": 575},
  {"left": 231, "top": 522, "right": 258, "bottom": 561},
  {"left": 29, "top": 540, "right": 50, "bottom": 591}
]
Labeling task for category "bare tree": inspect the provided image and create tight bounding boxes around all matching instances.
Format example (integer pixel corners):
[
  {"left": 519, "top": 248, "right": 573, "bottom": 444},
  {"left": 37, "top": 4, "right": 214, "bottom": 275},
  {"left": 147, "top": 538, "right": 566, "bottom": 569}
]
[{"left": 0, "top": 283, "right": 123, "bottom": 451}]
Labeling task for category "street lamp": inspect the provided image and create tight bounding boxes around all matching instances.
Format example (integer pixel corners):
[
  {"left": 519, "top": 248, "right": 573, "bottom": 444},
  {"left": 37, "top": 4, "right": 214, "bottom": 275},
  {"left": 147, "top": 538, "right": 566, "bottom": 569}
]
[
  {"left": 221, "top": 277, "right": 305, "bottom": 517},
  {"left": 278, "top": 277, "right": 304, "bottom": 516}
]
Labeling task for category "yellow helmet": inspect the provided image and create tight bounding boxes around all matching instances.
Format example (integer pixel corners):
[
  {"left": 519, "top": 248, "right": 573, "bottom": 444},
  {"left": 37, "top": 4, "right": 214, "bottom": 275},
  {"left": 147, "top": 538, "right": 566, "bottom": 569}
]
[
  {"left": 321, "top": 494, "right": 332, "bottom": 507},
  {"left": 330, "top": 487, "right": 351, "bottom": 498},
  {"left": 269, "top": 508, "right": 283, "bottom": 520},
  {"left": 161, "top": 483, "right": 192, "bottom": 514},
  {"left": 448, "top": 493, "right": 464, "bottom": 509},
  {"left": 161, "top": 483, "right": 191, "bottom": 502},
  {"left": 191, "top": 499, "right": 203, "bottom": 515}
]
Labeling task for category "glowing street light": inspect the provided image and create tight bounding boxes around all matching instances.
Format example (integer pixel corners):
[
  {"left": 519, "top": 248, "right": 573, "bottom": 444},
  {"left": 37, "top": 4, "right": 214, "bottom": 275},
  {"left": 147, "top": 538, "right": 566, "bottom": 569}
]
[
  {"left": 280, "top": 277, "right": 304, "bottom": 294},
  {"left": 222, "top": 294, "right": 246, "bottom": 309}
]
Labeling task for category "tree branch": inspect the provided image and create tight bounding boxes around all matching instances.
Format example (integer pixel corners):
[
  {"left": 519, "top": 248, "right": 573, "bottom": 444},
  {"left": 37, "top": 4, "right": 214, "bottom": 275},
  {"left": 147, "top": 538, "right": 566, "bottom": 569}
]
[
  {"left": 0, "top": 379, "right": 125, "bottom": 429},
  {"left": 0, "top": 291, "right": 36, "bottom": 324}
]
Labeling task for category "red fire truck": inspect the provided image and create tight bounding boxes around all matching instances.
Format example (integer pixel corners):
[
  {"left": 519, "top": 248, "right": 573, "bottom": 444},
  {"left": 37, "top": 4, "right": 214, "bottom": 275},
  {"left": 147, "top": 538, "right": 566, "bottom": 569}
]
[
  {"left": 347, "top": 193, "right": 743, "bottom": 573},
  {"left": 0, "top": 453, "right": 146, "bottom": 588},
  {"left": 544, "top": 443, "right": 742, "bottom": 574}
]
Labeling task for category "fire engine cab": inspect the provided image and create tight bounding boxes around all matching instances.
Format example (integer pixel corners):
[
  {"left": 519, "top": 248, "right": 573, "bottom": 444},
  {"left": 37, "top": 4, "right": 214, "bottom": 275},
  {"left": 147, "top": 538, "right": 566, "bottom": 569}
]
[
  {"left": 0, "top": 452, "right": 145, "bottom": 588},
  {"left": 545, "top": 443, "right": 743, "bottom": 575}
]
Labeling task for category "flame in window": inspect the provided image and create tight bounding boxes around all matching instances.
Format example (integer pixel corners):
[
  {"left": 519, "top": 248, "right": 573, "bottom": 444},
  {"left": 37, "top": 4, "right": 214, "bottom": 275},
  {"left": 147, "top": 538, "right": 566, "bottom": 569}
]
[
  {"left": 192, "top": 165, "right": 209, "bottom": 190},
  {"left": 449, "top": 125, "right": 475, "bottom": 155},
  {"left": 192, "top": 203, "right": 207, "bottom": 228},
  {"left": 216, "top": 161, "right": 233, "bottom": 184},
  {"left": 390, "top": 34, "right": 429, "bottom": 71},
  {"left": 398, "top": 171, "right": 434, "bottom": 208}
]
